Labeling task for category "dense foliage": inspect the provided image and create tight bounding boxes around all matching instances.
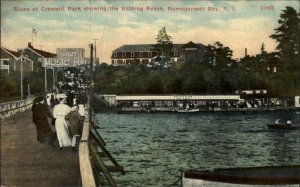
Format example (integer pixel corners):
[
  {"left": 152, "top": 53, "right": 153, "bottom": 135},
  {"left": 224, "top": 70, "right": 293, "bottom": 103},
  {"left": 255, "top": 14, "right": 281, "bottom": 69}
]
[
  {"left": 92, "top": 59, "right": 297, "bottom": 98},
  {"left": 93, "top": 58, "right": 263, "bottom": 95},
  {"left": 0, "top": 69, "right": 53, "bottom": 102}
]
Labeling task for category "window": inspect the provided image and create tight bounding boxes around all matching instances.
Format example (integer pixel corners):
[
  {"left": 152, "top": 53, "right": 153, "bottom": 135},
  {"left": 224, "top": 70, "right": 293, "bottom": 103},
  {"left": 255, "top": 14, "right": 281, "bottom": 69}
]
[
  {"left": 139, "top": 52, "right": 143, "bottom": 57},
  {"left": 113, "top": 53, "right": 117, "bottom": 57},
  {"left": 148, "top": 52, "right": 152, "bottom": 57},
  {"left": 131, "top": 52, "right": 134, "bottom": 58},
  {"left": 122, "top": 52, "right": 126, "bottom": 58},
  {"left": 174, "top": 51, "right": 178, "bottom": 57}
]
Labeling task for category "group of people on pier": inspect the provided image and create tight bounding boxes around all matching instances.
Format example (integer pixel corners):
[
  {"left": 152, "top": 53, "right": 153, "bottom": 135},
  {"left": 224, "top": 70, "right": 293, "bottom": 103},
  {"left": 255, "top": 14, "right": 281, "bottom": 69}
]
[{"left": 32, "top": 89, "right": 88, "bottom": 151}]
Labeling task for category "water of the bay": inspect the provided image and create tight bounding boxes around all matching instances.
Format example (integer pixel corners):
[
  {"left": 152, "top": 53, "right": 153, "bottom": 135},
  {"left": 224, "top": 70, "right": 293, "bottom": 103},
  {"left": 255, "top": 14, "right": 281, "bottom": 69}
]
[{"left": 95, "top": 110, "right": 300, "bottom": 187}]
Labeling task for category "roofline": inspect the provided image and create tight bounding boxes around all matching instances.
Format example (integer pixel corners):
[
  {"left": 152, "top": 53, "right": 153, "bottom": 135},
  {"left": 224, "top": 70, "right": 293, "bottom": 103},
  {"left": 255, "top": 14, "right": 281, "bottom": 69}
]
[
  {"left": 1, "top": 47, "right": 19, "bottom": 59},
  {"left": 26, "top": 47, "right": 44, "bottom": 58},
  {"left": 116, "top": 95, "right": 241, "bottom": 101},
  {"left": 112, "top": 43, "right": 208, "bottom": 52}
]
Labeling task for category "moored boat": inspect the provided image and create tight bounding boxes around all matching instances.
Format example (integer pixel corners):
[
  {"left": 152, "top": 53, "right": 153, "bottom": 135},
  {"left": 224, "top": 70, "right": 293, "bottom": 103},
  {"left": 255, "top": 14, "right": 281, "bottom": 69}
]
[
  {"left": 181, "top": 165, "right": 300, "bottom": 187},
  {"left": 177, "top": 108, "right": 200, "bottom": 113}
]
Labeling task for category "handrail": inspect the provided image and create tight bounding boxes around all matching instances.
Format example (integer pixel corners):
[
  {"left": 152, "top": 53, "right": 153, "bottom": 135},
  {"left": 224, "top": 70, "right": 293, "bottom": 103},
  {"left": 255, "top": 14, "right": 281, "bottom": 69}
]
[
  {"left": 0, "top": 97, "right": 33, "bottom": 106},
  {"left": 79, "top": 103, "right": 124, "bottom": 186},
  {"left": 79, "top": 110, "right": 97, "bottom": 187},
  {"left": 0, "top": 98, "right": 34, "bottom": 119},
  {"left": 0, "top": 98, "right": 34, "bottom": 111}
]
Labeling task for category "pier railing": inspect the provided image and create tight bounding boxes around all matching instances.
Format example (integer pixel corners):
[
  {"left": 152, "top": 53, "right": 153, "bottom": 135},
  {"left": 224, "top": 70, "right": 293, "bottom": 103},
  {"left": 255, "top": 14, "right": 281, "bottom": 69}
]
[
  {"left": 79, "top": 110, "right": 97, "bottom": 187},
  {"left": 0, "top": 98, "right": 34, "bottom": 120},
  {"left": 79, "top": 106, "right": 125, "bottom": 187}
]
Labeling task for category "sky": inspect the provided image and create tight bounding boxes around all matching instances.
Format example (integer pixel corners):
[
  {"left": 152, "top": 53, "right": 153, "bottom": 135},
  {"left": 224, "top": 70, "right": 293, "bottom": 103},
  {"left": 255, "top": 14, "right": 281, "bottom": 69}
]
[{"left": 1, "top": 0, "right": 299, "bottom": 63}]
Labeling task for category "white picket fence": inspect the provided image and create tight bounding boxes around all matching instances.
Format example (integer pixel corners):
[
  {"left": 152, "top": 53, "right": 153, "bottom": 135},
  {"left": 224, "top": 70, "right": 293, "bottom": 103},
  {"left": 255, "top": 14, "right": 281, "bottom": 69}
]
[{"left": 0, "top": 98, "right": 34, "bottom": 120}]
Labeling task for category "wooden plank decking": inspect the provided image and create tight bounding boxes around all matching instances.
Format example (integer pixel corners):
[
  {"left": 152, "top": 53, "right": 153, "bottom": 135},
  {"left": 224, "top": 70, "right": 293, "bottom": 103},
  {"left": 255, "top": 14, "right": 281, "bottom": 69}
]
[{"left": 1, "top": 109, "right": 81, "bottom": 187}]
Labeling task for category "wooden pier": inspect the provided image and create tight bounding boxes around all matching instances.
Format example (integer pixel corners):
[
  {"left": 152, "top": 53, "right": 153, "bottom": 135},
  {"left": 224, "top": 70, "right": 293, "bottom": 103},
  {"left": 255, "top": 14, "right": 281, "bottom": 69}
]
[
  {"left": 1, "top": 98, "right": 124, "bottom": 187},
  {"left": 1, "top": 109, "right": 81, "bottom": 187}
]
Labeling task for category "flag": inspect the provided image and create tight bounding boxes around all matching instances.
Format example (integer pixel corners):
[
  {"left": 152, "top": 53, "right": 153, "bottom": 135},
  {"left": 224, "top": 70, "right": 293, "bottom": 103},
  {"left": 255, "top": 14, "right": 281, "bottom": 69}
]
[{"left": 32, "top": 28, "right": 37, "bottom": 36}]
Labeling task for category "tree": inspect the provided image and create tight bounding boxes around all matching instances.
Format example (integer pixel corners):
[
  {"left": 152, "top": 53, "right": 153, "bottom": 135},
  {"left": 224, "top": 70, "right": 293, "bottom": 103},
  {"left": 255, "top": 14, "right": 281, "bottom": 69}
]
[
  {"left": 257, "top": 43, "right": 267, "bottom": 65},
  {"left": 270, "top": 6, "right": 300, "bottom": 69},
  {"left": 260, "top": 43, "right": 266, "bottom": 55},
  {"left": 156, "top": 27, "right": 173, "bottom": 64},
  {"left": 270, "top": 6, "right": 300, "bottom": 95},
  {"left": 0, "top": 73, "right": 17, "bottom": 99},
  {"left": 208, "top": 41, "right": 234, "bottom": 68}
]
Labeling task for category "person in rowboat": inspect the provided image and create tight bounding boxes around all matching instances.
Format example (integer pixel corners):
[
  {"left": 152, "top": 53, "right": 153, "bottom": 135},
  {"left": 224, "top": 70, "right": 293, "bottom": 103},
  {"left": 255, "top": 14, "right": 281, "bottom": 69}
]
[{"left": 286, "top": 119, "right": 292, "bottom": 125}]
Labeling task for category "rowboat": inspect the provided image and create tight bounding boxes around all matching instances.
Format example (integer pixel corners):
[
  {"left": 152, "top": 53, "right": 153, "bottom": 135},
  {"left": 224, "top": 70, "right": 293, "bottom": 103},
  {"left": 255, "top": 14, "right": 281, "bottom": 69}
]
[
  {"left": 182, "top": 165, "right": 300, "bottom": 187},
  {"left": 267, "top": 123, "right": 299, "bottom": 130}
]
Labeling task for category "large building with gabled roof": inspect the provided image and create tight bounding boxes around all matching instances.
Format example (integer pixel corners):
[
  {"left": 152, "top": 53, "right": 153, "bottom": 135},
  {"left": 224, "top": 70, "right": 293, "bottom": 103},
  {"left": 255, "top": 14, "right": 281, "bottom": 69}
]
[{"left": 111, "top": 41, "right": 210, "bottom": 66}]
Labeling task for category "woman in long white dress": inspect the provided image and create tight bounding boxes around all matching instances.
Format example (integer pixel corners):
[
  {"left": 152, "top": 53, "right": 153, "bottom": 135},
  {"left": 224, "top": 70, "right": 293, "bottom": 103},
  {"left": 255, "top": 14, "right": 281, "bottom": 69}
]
[{"left": 53, "top": 96, "right": 72, "bottom": 149}]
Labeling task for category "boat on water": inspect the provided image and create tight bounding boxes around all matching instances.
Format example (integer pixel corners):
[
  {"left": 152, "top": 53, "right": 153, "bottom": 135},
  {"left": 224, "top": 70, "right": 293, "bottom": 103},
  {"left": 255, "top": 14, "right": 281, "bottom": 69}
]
[
  {"left": 267, "top": 123, "right": 299, "bottom": 130},
  {"left": 177, "top": 108, "right": 200, "bottom": 113},
  {"left": 181, "top": 165, "right": 300, "bottom": 187}
]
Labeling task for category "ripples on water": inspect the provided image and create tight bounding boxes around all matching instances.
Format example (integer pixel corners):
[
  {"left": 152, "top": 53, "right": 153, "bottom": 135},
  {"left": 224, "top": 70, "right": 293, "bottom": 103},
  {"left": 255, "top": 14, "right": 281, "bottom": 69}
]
[{"left": 95, "top": 111, "right": 300, "bottom": 187}]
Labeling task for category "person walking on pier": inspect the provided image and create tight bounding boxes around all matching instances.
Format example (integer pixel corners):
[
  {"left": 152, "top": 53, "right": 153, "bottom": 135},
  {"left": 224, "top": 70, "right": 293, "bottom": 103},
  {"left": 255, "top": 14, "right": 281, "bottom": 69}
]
[
  {"left": 50, "top": 92, "right": 59, "bottom": 108},
  {"left": 65, "top": 106, "right": 81, "bottom": 152},
  {"left": 77, "top": 94, "right": 86, "bottom": 126},
  {"left": 53, "top": 94, "right": 72, "bottom": 149},
  {"left": 32, "top": 97, "right": 53, "bottom": 143}
]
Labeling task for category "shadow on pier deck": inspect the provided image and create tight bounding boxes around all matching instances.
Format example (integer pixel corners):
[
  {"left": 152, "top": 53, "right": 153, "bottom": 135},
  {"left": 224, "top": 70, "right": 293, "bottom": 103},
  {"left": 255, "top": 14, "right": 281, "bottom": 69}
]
[{"left": 1, "top": 109, "right": 80, "bottom": 187}]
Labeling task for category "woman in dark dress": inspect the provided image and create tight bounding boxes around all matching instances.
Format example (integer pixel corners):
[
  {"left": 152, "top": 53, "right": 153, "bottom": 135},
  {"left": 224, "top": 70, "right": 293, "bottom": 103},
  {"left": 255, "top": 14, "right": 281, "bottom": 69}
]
[{"left": 32, "top": 97, "right": 53, "bottom": 143}]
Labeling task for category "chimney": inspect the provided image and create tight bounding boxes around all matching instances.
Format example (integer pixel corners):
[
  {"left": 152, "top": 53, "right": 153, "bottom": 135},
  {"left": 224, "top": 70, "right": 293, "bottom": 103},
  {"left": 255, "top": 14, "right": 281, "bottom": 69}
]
[
  {"left": 245, "top": 48, "right": 247, "bottom": 57},
  {"left": 28, "top": 42, "right": 32, "bottom": 48}
]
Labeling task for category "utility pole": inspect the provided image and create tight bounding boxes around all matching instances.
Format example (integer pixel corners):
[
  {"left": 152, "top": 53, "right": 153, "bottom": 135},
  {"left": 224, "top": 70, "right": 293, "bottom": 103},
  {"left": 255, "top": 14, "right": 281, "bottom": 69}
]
[
  {"left": 20, "top": 50, "right": 24, "bottom": 100},
  {"left": 52, "top": 68, "right": 55, "bottom": 90},
  {"left": 45, "top": 66, "right": 47, "bottom": 93},
  {"left": 89, "top": 43, "right": 94, "bottom": 121},
  {"left": 92, "top": 39, "right": 99, "bottom": 65},
  {"left": 28, "top": 84, "right": 30, "bottom": 97}
]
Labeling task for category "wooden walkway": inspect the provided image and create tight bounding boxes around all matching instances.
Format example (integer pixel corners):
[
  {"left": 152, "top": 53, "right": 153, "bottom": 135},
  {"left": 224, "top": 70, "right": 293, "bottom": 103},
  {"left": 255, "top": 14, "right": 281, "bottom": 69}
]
[{"left": 1, "top": 109, "right": 81, "bottom": 187}]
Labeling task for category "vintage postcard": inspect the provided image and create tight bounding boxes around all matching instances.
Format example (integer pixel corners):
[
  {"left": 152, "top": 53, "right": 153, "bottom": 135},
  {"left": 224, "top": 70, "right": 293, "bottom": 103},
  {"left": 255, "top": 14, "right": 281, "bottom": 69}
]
[{"left": 1, "top": 0, "right": 299, "bottom": 186}]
